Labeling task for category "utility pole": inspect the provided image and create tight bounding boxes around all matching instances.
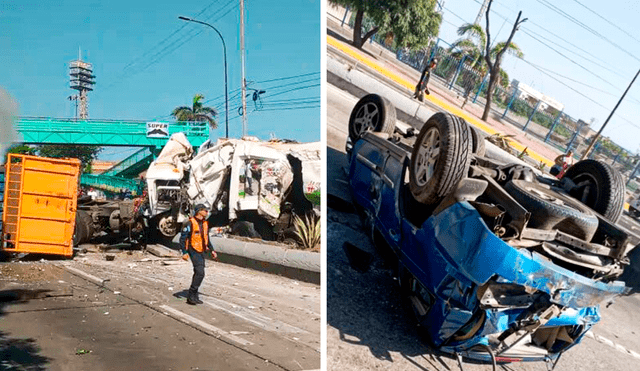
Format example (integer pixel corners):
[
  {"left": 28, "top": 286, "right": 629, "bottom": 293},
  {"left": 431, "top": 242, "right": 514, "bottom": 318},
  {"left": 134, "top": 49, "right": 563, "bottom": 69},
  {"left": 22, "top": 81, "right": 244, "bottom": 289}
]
[
  {"left": 581, "top": 68, "right": 640, "bottom": 160},
  {"left": 474, "top": 0, "right": 490, "bottom": 25},
  {"left": 240, "top": 0, "right": 248, "bottom": 137}
]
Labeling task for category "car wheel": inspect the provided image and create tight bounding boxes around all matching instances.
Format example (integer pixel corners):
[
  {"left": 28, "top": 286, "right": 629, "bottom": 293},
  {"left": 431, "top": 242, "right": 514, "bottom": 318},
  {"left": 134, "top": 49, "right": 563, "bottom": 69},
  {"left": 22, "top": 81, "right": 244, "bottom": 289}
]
[
  {"left": 409, "top": 112, "right": 472, "bottom": 205},
  {"left": 504, "top": 180, "right": 599, "bottom": 241},
  {"left": 348, "top": 94, "right": 396, "bottom": 142},
  {"left": 470, "top": 126, "right": 486, "bottom": 157},
  {"left": 563, "top": 159, "right": 625, "bottom": 223}
]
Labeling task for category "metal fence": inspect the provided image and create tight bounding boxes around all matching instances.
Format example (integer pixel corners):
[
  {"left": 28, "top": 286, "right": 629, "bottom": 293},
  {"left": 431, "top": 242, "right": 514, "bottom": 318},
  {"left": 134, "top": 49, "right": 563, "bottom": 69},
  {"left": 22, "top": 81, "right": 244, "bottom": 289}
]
[{"left": 341, "top": 13, "right": 640, "bottom": 190}]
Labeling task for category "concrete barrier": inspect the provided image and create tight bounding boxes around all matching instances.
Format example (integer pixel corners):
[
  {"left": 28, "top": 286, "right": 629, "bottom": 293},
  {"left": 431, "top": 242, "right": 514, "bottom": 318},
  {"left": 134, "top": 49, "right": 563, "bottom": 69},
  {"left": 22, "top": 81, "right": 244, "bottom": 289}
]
[{"left": 210, "top": 236, "right": 320, "bottom": 285}]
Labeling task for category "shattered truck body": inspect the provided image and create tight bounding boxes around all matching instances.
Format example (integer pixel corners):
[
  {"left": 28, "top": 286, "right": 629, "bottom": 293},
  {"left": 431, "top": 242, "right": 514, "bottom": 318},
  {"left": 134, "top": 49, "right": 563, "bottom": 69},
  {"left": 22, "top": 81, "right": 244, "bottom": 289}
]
[
  {"left": 146, "top": 133, "right": 320, "bottom": 240},
  {"left": 346, "top": 94, "right": 633, "bottom": 366}
]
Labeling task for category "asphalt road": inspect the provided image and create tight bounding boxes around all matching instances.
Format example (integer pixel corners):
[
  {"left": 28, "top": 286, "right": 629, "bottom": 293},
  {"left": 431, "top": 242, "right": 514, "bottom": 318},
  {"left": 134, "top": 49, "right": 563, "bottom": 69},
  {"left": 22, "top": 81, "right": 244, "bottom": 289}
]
[
  {"left": 0, "top": 249, "right": 320, "bottom": 371},
  {"left": 326, "top": 81, "right": 640, "bottom": 371}
]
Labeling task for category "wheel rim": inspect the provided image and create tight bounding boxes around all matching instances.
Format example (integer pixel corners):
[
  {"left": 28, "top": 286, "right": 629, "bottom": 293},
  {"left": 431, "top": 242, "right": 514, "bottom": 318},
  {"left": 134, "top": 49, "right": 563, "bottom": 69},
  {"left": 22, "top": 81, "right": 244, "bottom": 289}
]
[
  {"left": 158, "top": 215, "right": 177, "bottom": 237},
  {"left": 528, "top": 186, "right": 582, "bottom": 212},
  {"left": 352, "top": 102, "right": 379, "bottom": 136},
  {"left": 414, "top": 127, "right": 440, "bottom": 187}
]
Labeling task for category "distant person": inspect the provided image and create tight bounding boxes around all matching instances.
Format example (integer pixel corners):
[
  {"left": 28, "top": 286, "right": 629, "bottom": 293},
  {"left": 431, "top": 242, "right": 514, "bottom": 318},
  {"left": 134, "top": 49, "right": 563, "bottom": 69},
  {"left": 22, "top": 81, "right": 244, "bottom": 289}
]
[
  {"left": 179, "top": 204, "right": 217, "bottom": 305},
  {"left": 460, "top": 73, "right": 478, "bottom": 110},
  {"left": 87, "top": 187, "right": 98, "bottom": 200},
  {"left": 413, "top": 57, "right": 438, "bottom": 101},
  {"left": 550, "top": 150, "right": 574, "bottom": 178}
]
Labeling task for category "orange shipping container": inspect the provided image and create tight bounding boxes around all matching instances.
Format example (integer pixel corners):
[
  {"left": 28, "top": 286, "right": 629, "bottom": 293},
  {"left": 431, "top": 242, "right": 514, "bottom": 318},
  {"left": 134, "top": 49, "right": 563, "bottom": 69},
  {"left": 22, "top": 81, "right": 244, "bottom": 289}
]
[{"left": 2, "top": 154, "right": 80, "bottom": 257}]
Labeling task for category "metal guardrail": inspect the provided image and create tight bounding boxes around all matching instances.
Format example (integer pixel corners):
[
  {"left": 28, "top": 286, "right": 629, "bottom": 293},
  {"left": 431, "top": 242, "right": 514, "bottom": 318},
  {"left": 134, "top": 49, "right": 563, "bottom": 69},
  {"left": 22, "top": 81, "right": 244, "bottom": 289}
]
[{"left": 101, "top": 147, "right": 153, "bottom": 177}]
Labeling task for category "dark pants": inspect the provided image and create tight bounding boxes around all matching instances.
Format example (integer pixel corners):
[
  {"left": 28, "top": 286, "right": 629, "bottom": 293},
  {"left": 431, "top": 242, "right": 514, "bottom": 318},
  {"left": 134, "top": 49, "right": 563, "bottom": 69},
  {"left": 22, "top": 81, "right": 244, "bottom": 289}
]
[{"left": 188, "top": 249, "right": 205, "bottom": 299}]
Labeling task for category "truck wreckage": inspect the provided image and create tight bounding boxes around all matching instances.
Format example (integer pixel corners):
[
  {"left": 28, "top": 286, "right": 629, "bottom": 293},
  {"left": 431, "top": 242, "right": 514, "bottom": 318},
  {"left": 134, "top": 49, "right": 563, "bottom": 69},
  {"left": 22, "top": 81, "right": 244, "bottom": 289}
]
[
  {"left": 346, "top": 94, "right": 634, "bottom": 369},
  {"left": 145, "top": 133, "right": 321, "bottom": 242},
  {"left": 2, "top": 135, "right": 320, "bottom": 255}
]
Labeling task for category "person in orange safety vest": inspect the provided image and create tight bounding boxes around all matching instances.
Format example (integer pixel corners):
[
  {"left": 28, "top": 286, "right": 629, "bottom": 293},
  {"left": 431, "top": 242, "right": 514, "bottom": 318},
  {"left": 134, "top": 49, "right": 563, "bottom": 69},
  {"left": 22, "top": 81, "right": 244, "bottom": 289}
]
[{"left": 179, "top": 204, "right": 217, "bottom": 305}]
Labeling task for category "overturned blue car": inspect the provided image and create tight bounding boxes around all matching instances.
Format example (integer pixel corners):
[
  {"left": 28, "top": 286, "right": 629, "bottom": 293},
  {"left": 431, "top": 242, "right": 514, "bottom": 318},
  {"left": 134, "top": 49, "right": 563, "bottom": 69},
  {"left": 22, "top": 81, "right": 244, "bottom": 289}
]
[{"left": 346, "top": 94, "right": 632, "bottom": 368}]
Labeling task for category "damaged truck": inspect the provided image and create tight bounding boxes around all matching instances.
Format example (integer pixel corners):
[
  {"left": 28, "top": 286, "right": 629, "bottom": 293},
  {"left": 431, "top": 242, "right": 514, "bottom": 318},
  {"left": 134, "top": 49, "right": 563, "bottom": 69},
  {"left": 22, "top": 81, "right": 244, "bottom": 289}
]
[
  {"left": 145, "top": 133, "right": 321, "bottom": 243},
  {"left": 346, "top": 94, "right": 634, "bottom": 369}
]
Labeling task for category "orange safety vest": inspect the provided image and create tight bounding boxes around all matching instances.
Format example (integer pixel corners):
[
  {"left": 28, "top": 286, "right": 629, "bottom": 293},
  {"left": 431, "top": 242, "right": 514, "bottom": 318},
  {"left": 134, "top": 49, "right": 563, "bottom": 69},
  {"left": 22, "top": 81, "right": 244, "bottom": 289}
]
[{"left": 186, "top": 217, "right": 209, "bottom": 253}]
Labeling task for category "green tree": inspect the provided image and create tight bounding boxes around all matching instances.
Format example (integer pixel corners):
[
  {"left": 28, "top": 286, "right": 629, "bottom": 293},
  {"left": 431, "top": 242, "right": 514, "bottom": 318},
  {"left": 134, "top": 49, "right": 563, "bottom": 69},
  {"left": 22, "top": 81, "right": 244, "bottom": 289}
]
[
  {"left": 330, "top": 0, "right": 442, "bottom": 49},
  {"left": 7, "top": 144, "right": 36, "bottom": 155},
  {"left": 449, "top": 23, "right": 486, "bottom": 67},
  {"left": 171, "top": 93, "right": 218, "bottom": 129},
  {"left": 450, "top": 23, "right": 523, "bottom": 71},
  {"left": 37, "top": 145, "right": 102, "bottom": 173}
]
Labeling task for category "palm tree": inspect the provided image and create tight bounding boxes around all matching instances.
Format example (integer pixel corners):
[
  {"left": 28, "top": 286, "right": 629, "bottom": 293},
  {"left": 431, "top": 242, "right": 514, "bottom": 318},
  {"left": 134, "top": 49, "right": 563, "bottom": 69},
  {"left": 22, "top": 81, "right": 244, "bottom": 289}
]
[
  {"left": 449, "top": 23, "right": 486, "bottom": 66},
  {"left": 171, "top": 94, "right": 218, "bottom": 129},
  {"left": 449, "top": 23, "right": 523, "bottom": 70}
]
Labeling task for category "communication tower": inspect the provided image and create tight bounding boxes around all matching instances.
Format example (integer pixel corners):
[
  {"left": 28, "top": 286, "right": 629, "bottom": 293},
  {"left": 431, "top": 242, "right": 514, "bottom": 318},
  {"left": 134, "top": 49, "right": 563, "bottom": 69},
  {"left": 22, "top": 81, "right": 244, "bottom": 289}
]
[{"left": 69, "top": 52, "right": 95, "bottom": 119}]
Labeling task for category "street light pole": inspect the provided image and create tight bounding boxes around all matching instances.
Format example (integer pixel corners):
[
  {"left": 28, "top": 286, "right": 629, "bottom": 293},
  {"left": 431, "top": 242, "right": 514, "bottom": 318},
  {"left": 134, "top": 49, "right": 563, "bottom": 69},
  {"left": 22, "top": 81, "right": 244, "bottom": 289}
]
[
  {"left": 240, "top": 0, "right": 248, "bottom": 137},
  {"left": 178, "top": 16, "right": 229, "bottom": 138}
]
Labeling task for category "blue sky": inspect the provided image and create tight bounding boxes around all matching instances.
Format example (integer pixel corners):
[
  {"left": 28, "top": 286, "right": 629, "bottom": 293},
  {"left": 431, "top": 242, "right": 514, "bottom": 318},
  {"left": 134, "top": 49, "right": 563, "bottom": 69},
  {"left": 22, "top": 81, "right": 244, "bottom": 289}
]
[
  {"left": 437, "top": 0, "right": 640, "bottom": 152},
  {"left": 0, "top": 0, "right": 320, "bottom": 160}
]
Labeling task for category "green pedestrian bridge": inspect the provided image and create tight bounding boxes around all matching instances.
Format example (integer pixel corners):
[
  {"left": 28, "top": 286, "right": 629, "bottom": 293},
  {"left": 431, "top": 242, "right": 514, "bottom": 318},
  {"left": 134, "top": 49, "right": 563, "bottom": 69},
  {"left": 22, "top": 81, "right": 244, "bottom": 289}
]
[{"left": 3, "top": 117, "right": 209, "bottom": 196}]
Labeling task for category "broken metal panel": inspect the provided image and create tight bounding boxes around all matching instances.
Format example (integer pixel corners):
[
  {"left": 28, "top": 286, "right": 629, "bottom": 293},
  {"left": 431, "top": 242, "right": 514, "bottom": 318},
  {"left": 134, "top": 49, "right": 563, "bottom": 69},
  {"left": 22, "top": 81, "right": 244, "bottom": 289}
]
[
  {"left": 227, "top": 141, "right": 293, "bottom": 221},
  {"left": 426, "top": 202, "right": 629, "bottom": 308},
  {"left": 186, "top": 140, "right": 235, "bottom": 211},
  {"left": 146, "top": 133, "right": 193, "bottom": 216}
]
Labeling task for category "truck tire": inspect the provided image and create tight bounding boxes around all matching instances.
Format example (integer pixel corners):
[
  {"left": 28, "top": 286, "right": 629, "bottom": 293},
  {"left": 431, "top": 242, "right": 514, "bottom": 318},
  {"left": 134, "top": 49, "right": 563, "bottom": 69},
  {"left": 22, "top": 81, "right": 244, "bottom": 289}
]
[
  {"left": 504, "top": 180, "right": 599, "bottom": 241},
  {"left": 563, "top": 160, "right": 625, "bottom": 223},
  {"left": 73, "top": 210, "right": 93, "bottom": 246},
  {"left": 470, "top": 126, "right": 486, "bottom": 157},
  {"left": 409, "top": 113, "right": 472, "bottom": 205},
  {"left": 348, "top": 94, "right": 396, "bottom": 142}
]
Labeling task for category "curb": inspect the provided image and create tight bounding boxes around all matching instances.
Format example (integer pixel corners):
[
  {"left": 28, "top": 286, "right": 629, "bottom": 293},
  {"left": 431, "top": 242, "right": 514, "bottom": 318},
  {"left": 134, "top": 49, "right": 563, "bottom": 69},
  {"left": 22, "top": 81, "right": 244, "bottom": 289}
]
[
  {"left": 210, "top": 236, "right": 320, "bottom": 285},
  {"left": 327, "top": 38, "right": 630, "bottom": 210},
  {"left": 327, "top": 35, "right": 555, "bottom": 168}
]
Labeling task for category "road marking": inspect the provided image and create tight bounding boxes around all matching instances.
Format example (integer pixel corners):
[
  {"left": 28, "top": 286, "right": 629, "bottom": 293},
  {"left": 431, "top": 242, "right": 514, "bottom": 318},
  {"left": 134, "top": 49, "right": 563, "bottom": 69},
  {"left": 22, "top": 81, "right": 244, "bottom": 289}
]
[
  {"left": 203, "top": 297, "right": 309, "bottom": 334},
  {"left": 159, "top": 305, "right": 253, "bottom": 346},
  {"left": 586, "top": 331, "right": 640, "bottom": 361},
  {"left": 61, "top": 265, "right": 110, "bottom": 286}
]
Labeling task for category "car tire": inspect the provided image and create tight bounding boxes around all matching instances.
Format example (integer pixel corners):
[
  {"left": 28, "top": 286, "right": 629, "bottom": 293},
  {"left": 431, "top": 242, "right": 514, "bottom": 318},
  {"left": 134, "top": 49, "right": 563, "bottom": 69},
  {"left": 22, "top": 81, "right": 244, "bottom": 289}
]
[
  {"left": 470, "top": 126, "right": 486, "bottom": 157},
  {"left": 563, "top": 159, "right": 625, "bottom": 223},
  {"left": 409, "top": 112, "right": 472, "bottom": 205},
  {"left": 504, "top": 180, "right": 599, "bottom": 241},
  {"left": 348, "top": 94, "right": 396, "bottom": 142}
]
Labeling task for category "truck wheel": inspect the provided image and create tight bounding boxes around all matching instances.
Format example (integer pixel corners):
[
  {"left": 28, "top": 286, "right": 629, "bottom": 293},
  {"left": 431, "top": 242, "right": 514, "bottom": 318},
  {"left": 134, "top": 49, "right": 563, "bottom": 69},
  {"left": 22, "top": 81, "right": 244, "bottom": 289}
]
[
  {"left": 348, "top": 94, "right": 396, "bottom": 142},
  {"left": 470, "top": 126, "right": 486, "bottom": 156},
  {"left": 73, "top": 210, "right": 93, "bottom": 246},
  {"left": 563, "top": 159, "right": 625, "bottom": 223},
  {"left": 409, "top": 113, "right": 472, "bottom": 205},
  {"left": 504, "top": 180, "right": 599, "bottom": 241},
  {"left": 157, "top": 214, "right": 179, "bottom": 238}
]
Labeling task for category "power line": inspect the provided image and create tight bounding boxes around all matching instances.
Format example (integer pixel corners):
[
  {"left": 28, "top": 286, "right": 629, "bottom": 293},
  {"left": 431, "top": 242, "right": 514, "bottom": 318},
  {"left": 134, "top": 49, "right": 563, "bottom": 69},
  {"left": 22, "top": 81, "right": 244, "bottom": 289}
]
[
  {"left": 520, "top": 28, "right": 626, "bottom": 80},
  {"left": 535, "top": 0, "right": 640, "bottom": 62},
  {"left": 467, "top": 0, "right": 630, "bottom": 79},
  {"left": 518, "top": 56, "right": 640, "bottom": 129},
  {"left": 255, "top": 72, "right": 320, "bottom": 84},
  {"left": 120, "top": 0, "right": 224, "bottom": 73},
  {"left": 571, "top": 0, "right": 640, "bottom": 45},
  {"left": 129, "top": 3, "right": 236, "bottom": 75},
  {"left": 105, "top": 0, "right": 236, "bottom": 89},
  {"left": 259, "top": 106, "right": 320, "bottom": 112},
  {"left": 447, "top": 2, "right": 640, "bottom": 105},
  {"left": 266, "top": 84, "right": 321, "bottom": 98}
]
